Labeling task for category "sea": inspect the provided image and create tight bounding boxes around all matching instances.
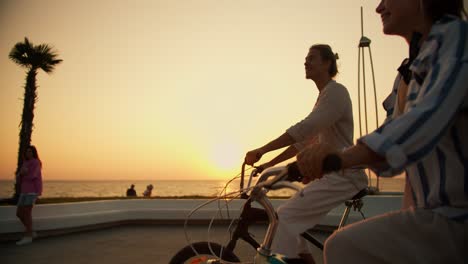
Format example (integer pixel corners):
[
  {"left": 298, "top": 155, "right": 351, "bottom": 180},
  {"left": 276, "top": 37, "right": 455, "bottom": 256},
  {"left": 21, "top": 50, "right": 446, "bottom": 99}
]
[{"left": 0, "top": 177, "right": 404, "bottom": 199}]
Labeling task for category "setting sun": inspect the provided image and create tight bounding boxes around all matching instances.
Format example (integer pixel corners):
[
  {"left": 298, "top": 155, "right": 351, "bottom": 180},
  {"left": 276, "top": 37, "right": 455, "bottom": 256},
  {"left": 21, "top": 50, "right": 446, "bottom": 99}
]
[{"left": 210, "top": 141, "right": 243, "bottom": 171}]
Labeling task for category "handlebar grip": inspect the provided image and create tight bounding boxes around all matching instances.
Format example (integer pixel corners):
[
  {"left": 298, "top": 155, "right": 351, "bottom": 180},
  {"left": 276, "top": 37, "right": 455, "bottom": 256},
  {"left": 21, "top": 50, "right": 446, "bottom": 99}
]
[
  {"left": 286, "top": 162, "right": 303, "bottom": 182},
  {"left": 322, "top": 154, "right": 342, "bottom": 173}
]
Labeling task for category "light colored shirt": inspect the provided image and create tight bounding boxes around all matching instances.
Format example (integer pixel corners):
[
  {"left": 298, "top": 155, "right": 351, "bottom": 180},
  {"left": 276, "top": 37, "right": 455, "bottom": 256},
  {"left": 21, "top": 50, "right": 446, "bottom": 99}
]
[
  {"left": 287, "top": 80, "right": 367, "bottom": 185},
  {"left": 359, "top": 16, "right": 468, "bottom": 218},
  {"left": 287, "top": 80, "right": 355, "bottom": 151}
]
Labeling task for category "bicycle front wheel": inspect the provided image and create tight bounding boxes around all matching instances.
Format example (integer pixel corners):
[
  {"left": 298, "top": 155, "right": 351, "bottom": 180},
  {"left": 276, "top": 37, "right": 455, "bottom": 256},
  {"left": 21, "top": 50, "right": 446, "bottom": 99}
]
[{"left": 169, "top": 241, "right": 240, "bottom": 264}]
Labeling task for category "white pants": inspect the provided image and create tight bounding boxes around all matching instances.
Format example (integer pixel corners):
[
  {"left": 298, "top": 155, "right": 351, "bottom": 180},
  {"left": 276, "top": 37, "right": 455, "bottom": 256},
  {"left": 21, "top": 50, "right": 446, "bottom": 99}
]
[
  {"left": 324, "top": 208, "right": 468, "bottom": 264},
  {"left": 271, "top": 170, "right": 368, "bottom": 258}
]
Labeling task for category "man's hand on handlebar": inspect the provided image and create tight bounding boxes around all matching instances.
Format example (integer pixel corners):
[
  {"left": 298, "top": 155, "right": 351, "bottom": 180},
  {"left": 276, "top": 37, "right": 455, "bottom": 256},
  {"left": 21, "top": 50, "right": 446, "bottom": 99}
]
[{"left": 244, "top": 148, "right": 264, "bottom": 166}]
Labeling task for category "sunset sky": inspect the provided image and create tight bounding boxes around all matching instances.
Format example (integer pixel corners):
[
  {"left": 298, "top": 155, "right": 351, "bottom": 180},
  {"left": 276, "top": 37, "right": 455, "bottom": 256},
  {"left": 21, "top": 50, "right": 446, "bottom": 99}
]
[{"left": 0, "top": 0, "right": 415, "bottom": 181}]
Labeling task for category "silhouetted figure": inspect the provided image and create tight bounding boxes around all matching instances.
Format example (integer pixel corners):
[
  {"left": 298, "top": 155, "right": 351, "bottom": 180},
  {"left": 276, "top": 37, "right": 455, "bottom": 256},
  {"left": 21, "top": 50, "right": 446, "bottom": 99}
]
[
  {"left": 126, "top": 184, "right": 137, "bottom": 197},
  {"left": 143, "top": 184, "right": 153, "bottom": 197},
  {"left": 302, "top": 2, "right": 468, "bottom": 263},
  {"left": 16, "top": 145, "right": 43, "bottom": 246},
  {"left": 244, "top": 44, "right": 367, "bottom": 263}
]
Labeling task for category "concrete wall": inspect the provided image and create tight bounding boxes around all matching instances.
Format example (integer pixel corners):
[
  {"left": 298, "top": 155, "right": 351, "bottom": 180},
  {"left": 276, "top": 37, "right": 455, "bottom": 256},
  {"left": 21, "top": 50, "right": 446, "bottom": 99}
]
[{"left": 0, "top": 195, "right": 402, "bottom": 239}]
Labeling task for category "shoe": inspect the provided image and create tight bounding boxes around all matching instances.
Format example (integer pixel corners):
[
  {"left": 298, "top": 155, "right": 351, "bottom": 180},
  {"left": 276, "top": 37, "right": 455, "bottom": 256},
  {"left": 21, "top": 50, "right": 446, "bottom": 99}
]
[{"left": 16, "top": 236, "right": 33, "bottom": 246}]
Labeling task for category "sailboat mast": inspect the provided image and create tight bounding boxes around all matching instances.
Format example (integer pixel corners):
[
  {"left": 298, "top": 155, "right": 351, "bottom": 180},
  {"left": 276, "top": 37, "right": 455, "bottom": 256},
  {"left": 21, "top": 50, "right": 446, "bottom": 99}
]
[
  {"left": 361, "top": 6, "right": 364, "bottom": 38},
  {"left": 358, "top": 6, "right": 380, "bottom": 191}
]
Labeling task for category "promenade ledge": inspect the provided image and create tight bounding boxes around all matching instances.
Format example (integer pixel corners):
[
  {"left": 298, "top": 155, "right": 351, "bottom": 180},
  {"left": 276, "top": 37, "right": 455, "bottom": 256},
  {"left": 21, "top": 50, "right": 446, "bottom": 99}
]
[{"left": 0, "top": 194, "right": 402, "bottom": 241}]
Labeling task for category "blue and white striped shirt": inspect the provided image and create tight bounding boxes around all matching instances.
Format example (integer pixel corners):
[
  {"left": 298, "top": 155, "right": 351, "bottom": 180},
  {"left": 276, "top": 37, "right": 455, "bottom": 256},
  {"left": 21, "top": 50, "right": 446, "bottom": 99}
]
[{"left": 359, "top": 16, "right": 468, "bottom": 219}]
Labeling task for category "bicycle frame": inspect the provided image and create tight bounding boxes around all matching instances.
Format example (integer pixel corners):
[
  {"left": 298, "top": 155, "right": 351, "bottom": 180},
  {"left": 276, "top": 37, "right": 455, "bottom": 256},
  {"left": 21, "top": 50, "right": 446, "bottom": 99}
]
[
  {"left": 224, "top": 164, "right": 367, "bottom": 262},
  {"left": 224, "top": 166, "right": 305, "bottom": 262},
  {"left": 239, "top": 177, "right": 300, "bottom": 263},
  {"left": 175, "top": 164, "right": 367, "bottom": 264}
]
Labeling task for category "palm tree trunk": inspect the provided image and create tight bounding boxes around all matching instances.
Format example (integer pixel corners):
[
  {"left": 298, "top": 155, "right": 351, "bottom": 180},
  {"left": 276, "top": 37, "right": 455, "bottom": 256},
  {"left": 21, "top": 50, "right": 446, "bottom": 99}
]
[{"left": 12, "top": 68, "right": 37, "bottom": 203}]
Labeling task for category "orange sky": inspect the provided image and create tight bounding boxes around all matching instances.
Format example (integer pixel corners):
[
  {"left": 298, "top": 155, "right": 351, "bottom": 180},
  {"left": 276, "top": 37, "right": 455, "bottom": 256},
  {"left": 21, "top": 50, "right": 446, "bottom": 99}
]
[{"left": 0, "top": 0, "right": 412, "bottom": 180}]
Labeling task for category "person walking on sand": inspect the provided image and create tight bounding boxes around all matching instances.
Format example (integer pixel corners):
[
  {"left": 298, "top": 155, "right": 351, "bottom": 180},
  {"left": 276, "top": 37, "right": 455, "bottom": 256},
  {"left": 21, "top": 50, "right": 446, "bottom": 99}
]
[{"left": 16, "top": 145, "right": 43, "bottom": 246}]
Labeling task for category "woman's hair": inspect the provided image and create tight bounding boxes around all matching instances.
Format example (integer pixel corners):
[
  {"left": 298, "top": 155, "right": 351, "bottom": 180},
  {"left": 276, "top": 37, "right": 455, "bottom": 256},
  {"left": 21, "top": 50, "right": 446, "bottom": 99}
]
[
  {"left": 310, "top": 44, "right": 339, "bottom": 77},
  {"left": 24, "top": 145, "right": 40, "bottom": 163},
  {"left": 423, "top": 0, "right": 467, "bottom": 22}
]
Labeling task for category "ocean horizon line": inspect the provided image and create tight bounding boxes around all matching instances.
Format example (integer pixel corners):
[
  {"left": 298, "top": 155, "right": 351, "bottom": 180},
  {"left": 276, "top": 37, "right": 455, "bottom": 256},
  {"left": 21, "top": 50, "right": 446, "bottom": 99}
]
[{"left": 0, "top": 178, "right": 229, "bottom": 182}]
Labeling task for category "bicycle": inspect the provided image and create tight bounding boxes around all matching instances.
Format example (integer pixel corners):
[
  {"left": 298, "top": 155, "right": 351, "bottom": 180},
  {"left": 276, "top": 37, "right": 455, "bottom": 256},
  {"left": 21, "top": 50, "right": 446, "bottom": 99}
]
[{"left": 169, "top": 161, "right": 367, "bottom": 264}]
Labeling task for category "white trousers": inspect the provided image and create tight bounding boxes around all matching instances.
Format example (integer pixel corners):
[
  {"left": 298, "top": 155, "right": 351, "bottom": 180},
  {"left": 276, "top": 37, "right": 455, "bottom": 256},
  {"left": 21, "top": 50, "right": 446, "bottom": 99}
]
[
  {"left": 270, "top": 171, "right": 368, "bottom": 258},
  {"left": 324, "top": 208, "right": 468, "bottom": 264}
]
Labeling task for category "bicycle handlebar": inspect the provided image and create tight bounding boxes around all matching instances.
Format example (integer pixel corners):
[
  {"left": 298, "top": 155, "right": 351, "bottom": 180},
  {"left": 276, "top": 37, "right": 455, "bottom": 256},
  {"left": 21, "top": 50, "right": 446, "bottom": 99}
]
[{"left": 242, "top": 153, "right": 343, "bottom": 196}]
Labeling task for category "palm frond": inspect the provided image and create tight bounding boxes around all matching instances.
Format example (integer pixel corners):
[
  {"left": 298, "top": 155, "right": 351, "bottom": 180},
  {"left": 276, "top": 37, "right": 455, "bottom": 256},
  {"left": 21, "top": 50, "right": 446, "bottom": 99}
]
[
  {"left": 9, "top": 37, "right": 63, "bottom": 73},
  {"left": 34, "top": 44, "right": 63, "bottom": 73},
  {"left": 8, "top": 37, "right": 35, "bottom": 68}
]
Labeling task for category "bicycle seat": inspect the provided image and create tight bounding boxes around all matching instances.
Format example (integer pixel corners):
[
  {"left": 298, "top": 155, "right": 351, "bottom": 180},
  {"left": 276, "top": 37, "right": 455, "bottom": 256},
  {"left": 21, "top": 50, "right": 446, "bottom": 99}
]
[{"left": 350, "top": 188, "right": 368, "bottom": 200}]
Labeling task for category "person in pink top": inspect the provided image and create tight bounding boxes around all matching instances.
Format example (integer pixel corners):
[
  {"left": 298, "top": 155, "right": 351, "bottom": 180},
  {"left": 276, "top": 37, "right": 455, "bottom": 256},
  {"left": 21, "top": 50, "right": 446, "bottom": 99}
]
[{"left": 16, "top": 145, "right": 43, "bottom": 246}]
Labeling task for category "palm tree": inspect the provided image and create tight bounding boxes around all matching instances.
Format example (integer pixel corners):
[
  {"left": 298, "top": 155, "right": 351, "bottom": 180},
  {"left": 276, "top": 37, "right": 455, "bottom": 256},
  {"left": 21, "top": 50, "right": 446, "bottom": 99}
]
[{"left": 8, "top": 37, "right": 63, "bottom": 203}]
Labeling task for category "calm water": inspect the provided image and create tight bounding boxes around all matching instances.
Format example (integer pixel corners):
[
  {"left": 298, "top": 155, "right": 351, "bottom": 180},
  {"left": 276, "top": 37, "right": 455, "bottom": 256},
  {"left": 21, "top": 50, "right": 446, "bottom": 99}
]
[{"left": 0, "top": 177, "right": 404, "bottom": 199}]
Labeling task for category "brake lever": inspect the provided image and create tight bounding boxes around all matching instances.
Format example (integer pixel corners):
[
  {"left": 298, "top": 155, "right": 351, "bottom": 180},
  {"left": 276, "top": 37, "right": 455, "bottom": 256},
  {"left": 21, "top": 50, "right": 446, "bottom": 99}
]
[{"left": 252, "top": 165, "right": 265, "bottom": 177}]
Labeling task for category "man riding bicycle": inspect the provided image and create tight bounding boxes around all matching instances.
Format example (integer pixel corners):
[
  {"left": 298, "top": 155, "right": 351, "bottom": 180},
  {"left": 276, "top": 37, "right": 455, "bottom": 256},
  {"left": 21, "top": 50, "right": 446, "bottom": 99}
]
[{"left": 245, "top": 44, "right": 367, "bottom": 264}]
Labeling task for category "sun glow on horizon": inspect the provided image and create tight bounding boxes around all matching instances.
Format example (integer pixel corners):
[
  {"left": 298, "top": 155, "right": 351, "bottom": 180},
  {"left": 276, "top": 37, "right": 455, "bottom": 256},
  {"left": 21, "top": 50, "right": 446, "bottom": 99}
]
[
  {"left": 209, "top": 141, "right": 243, "bottom": 171},
  {"left": 0, "top": 0, "right": 412, "bottom": 183}
]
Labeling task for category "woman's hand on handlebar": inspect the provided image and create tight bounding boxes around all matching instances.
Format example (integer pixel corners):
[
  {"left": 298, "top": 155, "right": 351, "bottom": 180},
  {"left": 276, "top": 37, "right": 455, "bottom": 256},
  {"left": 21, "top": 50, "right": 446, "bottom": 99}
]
[{"left": 296, "top": 143, "right": 340, "bottom": 183}]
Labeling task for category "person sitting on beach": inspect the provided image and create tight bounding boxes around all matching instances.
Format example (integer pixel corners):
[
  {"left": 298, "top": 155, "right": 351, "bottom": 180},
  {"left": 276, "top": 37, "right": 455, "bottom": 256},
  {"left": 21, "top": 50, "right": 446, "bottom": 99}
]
[
  {"left": 295, "top": 1, "right": 468, "bottom": 263},
  {"left": 126, "top": 184, "right": 137, "bottom": 197},
  {"left": 143, "top": 184, "right": 153, "bottom": 197},
  {"left": 244, "top": 44, "right": 367, "bottom": 264}
]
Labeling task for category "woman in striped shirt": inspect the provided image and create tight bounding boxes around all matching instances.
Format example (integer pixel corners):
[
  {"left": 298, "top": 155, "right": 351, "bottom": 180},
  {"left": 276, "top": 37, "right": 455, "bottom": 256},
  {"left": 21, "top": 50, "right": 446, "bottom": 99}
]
[{"left": 296, "top": 0, "right": 467, "bottom": 263}]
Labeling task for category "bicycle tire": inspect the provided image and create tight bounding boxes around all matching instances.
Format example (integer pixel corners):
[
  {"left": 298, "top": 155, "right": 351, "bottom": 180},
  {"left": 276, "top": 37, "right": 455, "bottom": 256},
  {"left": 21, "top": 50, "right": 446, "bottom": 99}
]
[{"left": 169, "top": 241, "right": 240, "bottom": 264}]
